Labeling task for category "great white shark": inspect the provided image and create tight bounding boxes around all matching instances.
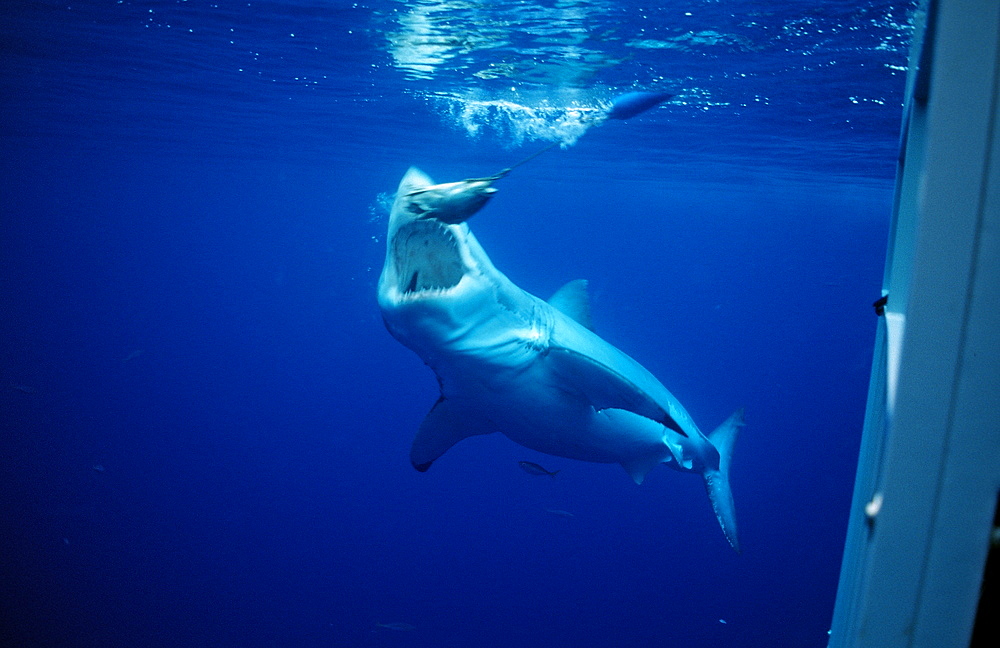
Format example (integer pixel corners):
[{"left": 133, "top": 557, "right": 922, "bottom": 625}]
[{"left": 377, "top": 167, "right": 744, "bottom": 551}]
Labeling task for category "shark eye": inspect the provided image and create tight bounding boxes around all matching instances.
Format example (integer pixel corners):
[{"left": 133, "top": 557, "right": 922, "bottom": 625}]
[{"left": 393, "top": 220, "right": 464, "bottom": 294}]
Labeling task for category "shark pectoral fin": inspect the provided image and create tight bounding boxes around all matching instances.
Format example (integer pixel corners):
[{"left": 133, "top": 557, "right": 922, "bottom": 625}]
[
  {"left": 548, "top": 280, "right": 594, "bottom": 331},
  {"left": 410, "top": 397, "right": 496, "bottom": 472},
  {"left": 546, "top": 346, "right": 683, "bottom": 434}
]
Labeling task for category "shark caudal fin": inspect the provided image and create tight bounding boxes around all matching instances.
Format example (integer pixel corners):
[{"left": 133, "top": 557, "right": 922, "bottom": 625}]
[{"left": 702, "top": 408, "right": 744, "bottom": 553}]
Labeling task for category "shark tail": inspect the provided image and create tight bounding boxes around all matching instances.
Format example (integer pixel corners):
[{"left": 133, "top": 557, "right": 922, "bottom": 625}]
[{"left": 702, "top": 408, "right": 744, "bottom": 553}]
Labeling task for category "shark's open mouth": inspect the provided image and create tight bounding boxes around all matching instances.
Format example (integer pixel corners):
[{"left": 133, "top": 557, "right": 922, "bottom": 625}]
[{"left": 392, "top": 220, "right": 466, "bottom": 295}]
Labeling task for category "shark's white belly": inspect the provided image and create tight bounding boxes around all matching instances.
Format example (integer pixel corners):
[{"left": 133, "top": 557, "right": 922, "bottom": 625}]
[{"left": 472, "top": 360, "right": 670, "bottom": 465}]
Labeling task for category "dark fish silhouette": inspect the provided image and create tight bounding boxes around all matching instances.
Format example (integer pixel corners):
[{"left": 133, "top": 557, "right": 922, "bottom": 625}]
[
  {"left": 545, "top": 508, "right": 575, "bottom": 518},
  {"left": 376, "top": 622, "right": 416, "bottom": 631},
  {"left": 121, "top": 349, "right": 144, "bottom": 364},
  {"left": 518, "top": 461, "right": 559, "bottom": 477}
]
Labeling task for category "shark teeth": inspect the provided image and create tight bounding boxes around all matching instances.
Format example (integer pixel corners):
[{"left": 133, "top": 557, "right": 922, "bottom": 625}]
[{"left": 392, "top": 220, "right": 466, "bottom": 296}]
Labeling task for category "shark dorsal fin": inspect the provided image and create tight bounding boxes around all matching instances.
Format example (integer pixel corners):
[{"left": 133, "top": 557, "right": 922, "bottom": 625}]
[{"left": 548, "top": 280, "right": 593, "bottom": 331}]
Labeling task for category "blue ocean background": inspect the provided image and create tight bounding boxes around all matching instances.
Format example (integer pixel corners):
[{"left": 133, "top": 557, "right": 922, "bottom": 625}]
[{"left": 1, "top": 1, "right": 913, "bottom": 646}]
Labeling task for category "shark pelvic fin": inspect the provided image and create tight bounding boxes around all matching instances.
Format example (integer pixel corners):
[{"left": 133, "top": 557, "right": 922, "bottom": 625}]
[
  {"left": 410, "top": 397, "right": 496, "bottom": 471},
  {"left": 703, "top": 409, "right": 744, "bottom": 552},
  {"left": 546, "top": 346, "right": 685, "bottom": 436},
  {"left": 548, "top": 279, "right": 594, "bottom": 331},
  {"left": 621, "top": 453, "right": 666, "bottom": 485}
]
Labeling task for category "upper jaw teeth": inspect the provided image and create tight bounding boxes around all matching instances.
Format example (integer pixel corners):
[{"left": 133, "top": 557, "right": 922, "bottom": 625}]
[{"left": 393, "top": 220, "right": 465, "bottom": 295}]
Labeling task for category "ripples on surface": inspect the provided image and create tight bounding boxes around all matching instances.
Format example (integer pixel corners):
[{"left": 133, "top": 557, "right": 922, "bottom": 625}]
[
  {"left": 376, "top": 0, "right": 915, "bottom": 180},
  {"left": 1, "top": 0, "right": 915, "bottom": 181}
]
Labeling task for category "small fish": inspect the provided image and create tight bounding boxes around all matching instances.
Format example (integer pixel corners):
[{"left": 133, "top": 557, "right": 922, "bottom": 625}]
[
  {"left": 518, "top": 461, "right": 559, "bottom": 477},
  {"left": 121, "top": 349, "right": 144, "bottom": 364},
  {"left": 376, "top": 622, "right": 416, "bottom": 632},
  {"left": 11, "top": 383, "right": 35, "bottom": 394},
  {"left": 92, "top": 464, "right": 105, "bottom": 473},
  {"left": 719, "top": 619, "right": 727, "bottom": 624},
  {"left": 545, "top": 509, "right": 574, "bottom": 518}
]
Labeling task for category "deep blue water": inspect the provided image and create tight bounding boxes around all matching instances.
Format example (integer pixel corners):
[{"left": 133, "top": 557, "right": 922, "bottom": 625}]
[{"left": 2, "top": 1, "right": 912, "bottom": 647}]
